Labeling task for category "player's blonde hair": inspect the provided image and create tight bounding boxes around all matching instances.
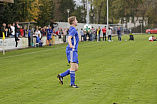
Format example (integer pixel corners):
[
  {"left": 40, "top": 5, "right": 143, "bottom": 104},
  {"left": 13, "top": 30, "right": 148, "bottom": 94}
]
[{"left": 68, "top": 16, "right": 76, "bottom": 25}]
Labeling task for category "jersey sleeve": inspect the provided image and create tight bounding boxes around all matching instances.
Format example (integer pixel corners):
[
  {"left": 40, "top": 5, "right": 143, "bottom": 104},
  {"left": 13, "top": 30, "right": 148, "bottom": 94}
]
[{"left": 69, "top": 29, "right": 76, "bottom": 37}]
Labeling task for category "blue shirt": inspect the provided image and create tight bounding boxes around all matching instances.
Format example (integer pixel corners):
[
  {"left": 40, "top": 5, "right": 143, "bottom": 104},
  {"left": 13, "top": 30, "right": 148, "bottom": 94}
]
[
  {"left": 66, "top": 26, "right": 79, "bottom": 52},
  {"left": 36, "top": 36, "right": 41, "bottom": 43},
  {"left": 117, "top": 29, "right": 121, "bottom": 35},
  {"left": 28, "top": 29, "right": 31, "bottom": 37},
  {"left": 47, "top": 29, "right": 53, "bottom": 36}
]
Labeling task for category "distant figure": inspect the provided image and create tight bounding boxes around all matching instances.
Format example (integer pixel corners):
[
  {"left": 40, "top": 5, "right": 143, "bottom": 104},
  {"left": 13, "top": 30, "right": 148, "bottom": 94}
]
[
  {"left": 98, "top": 26, "right": 101, "bottom": 41},
  {"left": 0, "top": 23, "right": 7, "bottom": 37},
  {"left": 117, "top": 27, "right": 121, "bottom": 41},
  {"left": 149, "top": 35, "right": 157, "bottom": 41},
  {"left": 7, "top": 24, "right": 12, "bottom": 37},
  {"left": 80, "top": 28, "right": 84, "bottom": 41},
  {"left": 47, "top": 27, "right": 53, "bottom": 46},
  {"left": 108, "top": 27, "right": 112, "bottom": 42},
  {"left": 36, "top": 34, "right": 43, "bottom": 47},
  {"left": 102, "top": 26, "right": 106, "bottom": 41},
  {"left": 28, "top": 27, "right": 31, "bottom": 46},
  {"left": 15, "top": 21, "right": 20, "bottom": 47},
  {"left": 10, "top": 23, "right": 15, "bottom": 37}
]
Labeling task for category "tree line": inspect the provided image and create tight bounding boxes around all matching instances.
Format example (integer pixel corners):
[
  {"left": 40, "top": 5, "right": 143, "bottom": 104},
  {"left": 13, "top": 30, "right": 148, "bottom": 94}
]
[{"left": 0, "top": 0, "right": 157, "bottom": 27}]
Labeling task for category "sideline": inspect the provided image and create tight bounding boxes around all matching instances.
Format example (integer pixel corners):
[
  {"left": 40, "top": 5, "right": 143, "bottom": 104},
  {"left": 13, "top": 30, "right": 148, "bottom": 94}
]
[{"left": 0, "top": 42, "right": 95, "bottom": 59}]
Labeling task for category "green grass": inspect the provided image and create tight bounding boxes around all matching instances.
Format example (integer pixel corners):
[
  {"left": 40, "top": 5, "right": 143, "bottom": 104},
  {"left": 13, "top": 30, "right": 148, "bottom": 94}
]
[{"left": 0, "top": 34, "right": 157, "bottom": 104}]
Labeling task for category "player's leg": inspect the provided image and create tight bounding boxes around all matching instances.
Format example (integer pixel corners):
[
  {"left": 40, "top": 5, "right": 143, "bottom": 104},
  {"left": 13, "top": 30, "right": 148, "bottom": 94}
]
[
  {"left": 57, "top": 51, "right": 71, "bottom": 85},
  {"left": 69, "top": 51, "right": 79, "bottom": 88},
  {"left": 70, "top": 62, "right": 79, "bottom": 88},
  {"left": 75, "top": 63, "right": 78, "bottom": 71}
]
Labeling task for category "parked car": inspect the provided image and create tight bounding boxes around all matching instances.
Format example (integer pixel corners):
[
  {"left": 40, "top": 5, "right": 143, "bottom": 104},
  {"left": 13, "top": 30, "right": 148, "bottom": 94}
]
[{"left": 146, "top": 28, "right": 157, "bottom": 34}]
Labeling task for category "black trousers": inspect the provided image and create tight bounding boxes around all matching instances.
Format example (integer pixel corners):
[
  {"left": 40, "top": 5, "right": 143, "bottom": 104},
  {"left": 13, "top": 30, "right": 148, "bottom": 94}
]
[
  {"left": 15, "top": 33, "right": 18, "bottom": 47},
  {"left": 103, "top": 33, "right": 106, "bottom": 41},
  {"left": 28, "top": 37, "right": 31, "bottom": 46}
]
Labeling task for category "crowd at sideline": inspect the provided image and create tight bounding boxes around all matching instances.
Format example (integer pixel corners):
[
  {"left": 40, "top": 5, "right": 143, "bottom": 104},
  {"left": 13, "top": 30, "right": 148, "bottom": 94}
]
[
  {"left": 80, "top": 26, "right": 122, "bottom": 42},
  {"left": 0, "top": 21, "right": 70, "bottom": 47},
  {"left": 0, "top": 21, "right": 124, "bottom": 47}
]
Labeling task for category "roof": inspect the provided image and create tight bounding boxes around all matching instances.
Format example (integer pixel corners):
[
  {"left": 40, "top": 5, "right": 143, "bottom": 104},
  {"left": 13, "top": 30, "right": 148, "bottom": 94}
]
[
  {"left": 0, "top": 0, "right": 14, "bottom": 3},
  {"left": 18, "top": 21, "right": 37, "bottom": 24}
]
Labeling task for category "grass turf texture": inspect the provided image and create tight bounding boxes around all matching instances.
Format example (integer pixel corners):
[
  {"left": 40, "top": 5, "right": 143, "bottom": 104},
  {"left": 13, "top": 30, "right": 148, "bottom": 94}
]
[{"left": 0, "top": 34, "right": 157, "bottom": 104}]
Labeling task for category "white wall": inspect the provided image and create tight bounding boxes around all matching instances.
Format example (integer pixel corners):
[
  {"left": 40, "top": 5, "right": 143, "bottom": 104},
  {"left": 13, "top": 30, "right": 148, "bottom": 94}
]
[
  {"left": 118, "top": 17, "right": 148, "bottom": 29},
  {"left": 0, "top": 37, "right": 28, "bottom": 51}
]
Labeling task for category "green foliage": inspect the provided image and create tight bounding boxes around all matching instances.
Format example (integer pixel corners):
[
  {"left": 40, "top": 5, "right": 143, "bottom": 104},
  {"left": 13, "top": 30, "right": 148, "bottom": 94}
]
[
  {"left": 53, "top": 0, "right": 75, "bottom": 22},
  {"left": 1, "top": 0, "right": 157, "bottom": 26},
  {"left": 37, "top": 0, "right": 54, "bottom": 26},
  {"left": 71, "top": 6, "right": 84, "bottom": 23}
]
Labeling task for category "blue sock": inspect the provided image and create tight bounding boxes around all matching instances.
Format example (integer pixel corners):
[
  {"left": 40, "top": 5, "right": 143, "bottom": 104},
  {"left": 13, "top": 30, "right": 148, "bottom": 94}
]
[
  {"left": 60, "top": 69, "right": 70, "bottom": 77},
  {"left": 70, "top": 71, "right": 75, "bottom": 85}
]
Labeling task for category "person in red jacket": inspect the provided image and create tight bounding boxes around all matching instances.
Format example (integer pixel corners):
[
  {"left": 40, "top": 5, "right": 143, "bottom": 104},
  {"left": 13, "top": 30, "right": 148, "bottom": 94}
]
[
  {"left": 19, "top": 26, "right": 24, "bottom": 37},
  {"left": 102, "top": 26, "right": 106, "bottom": 41}
]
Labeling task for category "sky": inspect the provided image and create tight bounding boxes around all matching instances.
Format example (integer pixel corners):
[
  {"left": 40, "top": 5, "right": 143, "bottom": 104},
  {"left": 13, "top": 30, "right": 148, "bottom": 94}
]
[{"left": 73, "top": 0, "right": 82, "bottom": 6}]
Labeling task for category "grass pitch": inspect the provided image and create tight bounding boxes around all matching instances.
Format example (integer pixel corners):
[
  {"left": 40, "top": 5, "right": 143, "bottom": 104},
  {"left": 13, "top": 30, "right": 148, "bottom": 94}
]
[{"left": 0, "top": 34, "right": 157, "bottom": 104}]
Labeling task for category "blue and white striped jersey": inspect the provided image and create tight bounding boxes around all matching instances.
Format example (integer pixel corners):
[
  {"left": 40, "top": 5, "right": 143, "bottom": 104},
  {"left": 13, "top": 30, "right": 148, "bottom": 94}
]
[{"left": 66, "top": 26, "right": 79, "bottom": 52}]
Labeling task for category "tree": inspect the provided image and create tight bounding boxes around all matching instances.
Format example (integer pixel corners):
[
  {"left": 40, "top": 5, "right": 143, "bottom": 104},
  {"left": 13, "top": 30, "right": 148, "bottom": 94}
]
[
  {"left": 37, "top": 0, "right": 54, "bottom": 26},
  {"left": 53, "top": 0, "right": 75, "bottom": 22}
]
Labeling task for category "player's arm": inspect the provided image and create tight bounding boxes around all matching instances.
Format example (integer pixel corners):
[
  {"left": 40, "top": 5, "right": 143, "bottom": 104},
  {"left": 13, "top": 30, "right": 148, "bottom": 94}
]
[{"left": 68, "top": 35, "right": 73, "bottom": 49}]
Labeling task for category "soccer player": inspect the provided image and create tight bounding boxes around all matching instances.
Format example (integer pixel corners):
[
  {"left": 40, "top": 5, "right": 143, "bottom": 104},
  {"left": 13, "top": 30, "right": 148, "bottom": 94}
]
[
  {"left": 47, "top": 27, "right": 53, "bottom": 46},
  {"left": 57, "top": 16, "right": 79, "bottom": 88}
]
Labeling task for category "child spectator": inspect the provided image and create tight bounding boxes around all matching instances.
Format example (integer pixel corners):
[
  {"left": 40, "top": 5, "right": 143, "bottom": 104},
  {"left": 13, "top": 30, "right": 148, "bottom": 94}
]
[{"left": 36, "top": 34, "right": 43, "bottom": 47}]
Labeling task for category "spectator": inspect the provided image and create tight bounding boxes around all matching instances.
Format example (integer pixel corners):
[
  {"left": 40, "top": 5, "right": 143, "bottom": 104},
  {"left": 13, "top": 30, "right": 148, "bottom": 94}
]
[
  {"left": 55, "top": 28, "right": 60, "bottom": 35},
  {"left": 7, "top": 24, "right": 12, "bottom": 37},
  {"left": 28, "top": 26, "right": 31, "bottom": 46},
  {"left": 66, "top": 28, "right": 69, "bottom": 35},
  {"left": 0, "top": 23, "right": 7, "bottom": 37},
  {"left": 58, "top": 27, "right": 63, "bottom": 38},
  {"left": 102, "top": 26, "right": 106, "bottom": 41},
  {"left": 149, "top": 35, "right": 157, "bottom": 41},
  {"left": 84, "top": 31, "right": 87, "bottom": 41},
  {"left": 53, "top": 28, "right": 56, "bottom": 35},
  {"left": 47, "top": 26, "right": 53, "bottom": 46},
  {"left": 63, "top": 28, "right": 67, "bottom": 42},
  {"left": 80, "top": 28, "right": 84, "bottom": 41},
  {"left": 15, "top": 21, "right": 20, "bottom": 47},
  {"left": 11, "top": 23, "right": 15, "bottom": 37},
  {"left": 19, "top": 26, "right": 24, "bottom": 37},
  {"left": 41, "top": 28, "right": 46, "bottom": 36},
  {"left": 34, "top": 28, "right": 41, "bottom": 38},
  {"left": 98, "top": 26, "right": 101, "bottom": 41},
  {"left": 91, "top": 27, "right": 95, "bottom": 41},
  {"left": 95, "top": 28, "right": 98, "bottom": 40},
  {"left": 24, "top": 26, "right": 28, "bottom": 37},
  {"left": 36, "top": 34, "right": 43, "bottom": 47},
  {"left": 117, "top": 27, "right": 121, "bottom": 41},
  {"left": 108, "top": 27, "right": 112, "bottom": 42}
]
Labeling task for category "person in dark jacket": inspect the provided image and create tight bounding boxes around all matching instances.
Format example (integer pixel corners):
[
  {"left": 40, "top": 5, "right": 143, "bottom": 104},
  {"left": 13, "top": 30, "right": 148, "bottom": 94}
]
[
  {"left": 15, "top": 21, "right": 20, "bottom": 47},
  {"left": 117, "top": 27, "right": 121, "bottom": 41},
  {"left": 0, "top": 23, "right": 7, "bottom": 37},
  {"left": 7, "top": 24, "right": 12, "bottom": 37}
]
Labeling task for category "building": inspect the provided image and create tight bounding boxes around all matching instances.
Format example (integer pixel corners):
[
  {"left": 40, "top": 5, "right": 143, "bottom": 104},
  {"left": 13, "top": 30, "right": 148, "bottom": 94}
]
[
  {"left": 118, "top": 17, "right": 148, "bottom": 29},
  {"left": 0, "top": 0, "right": 14, "bottom": 12},
  {"left": 0, "top": 0, "right": 14, "bottom": 3}
]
